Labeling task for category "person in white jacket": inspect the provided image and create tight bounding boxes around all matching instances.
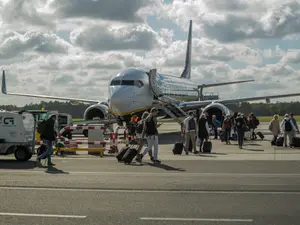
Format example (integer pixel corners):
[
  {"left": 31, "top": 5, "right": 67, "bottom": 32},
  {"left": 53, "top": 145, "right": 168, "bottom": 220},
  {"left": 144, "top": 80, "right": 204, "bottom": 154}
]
[{"left": 280, "top": 114, "right": 297, "bottom": 147}]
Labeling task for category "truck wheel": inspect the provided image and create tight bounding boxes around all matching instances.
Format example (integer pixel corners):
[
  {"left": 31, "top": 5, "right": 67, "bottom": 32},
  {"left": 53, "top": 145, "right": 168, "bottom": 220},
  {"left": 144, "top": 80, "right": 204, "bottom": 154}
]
[
  {"left": 83, "top": 130, "right": 88, "bottom": 137},
  {"left": 14, "top": 146, "right": 30, "bottom": 161},
  {"left": 26, "top": 152, "right": 33, "bottom": 160}
]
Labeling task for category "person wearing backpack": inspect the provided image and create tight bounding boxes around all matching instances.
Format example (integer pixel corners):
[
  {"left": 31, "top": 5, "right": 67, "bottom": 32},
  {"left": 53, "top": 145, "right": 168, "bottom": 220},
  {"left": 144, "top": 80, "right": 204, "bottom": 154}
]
[
  {"left": 235, "top": 113, "right": 247, "bottom": 149},
  {"left": 280, "top": 114, "right": 297, "bottom": 147},
  {"left": 182, "top": 111, "right": 198, "bottom": 154},
  {"left": 35, "top": 114, "right": 57, "bottom": 167}
]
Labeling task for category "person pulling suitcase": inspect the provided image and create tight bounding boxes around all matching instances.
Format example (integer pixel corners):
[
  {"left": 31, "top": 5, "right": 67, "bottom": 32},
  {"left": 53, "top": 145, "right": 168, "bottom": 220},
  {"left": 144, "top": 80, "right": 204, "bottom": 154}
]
[{"left": 136, "top": 107, "right": 161, "bottom": 164}]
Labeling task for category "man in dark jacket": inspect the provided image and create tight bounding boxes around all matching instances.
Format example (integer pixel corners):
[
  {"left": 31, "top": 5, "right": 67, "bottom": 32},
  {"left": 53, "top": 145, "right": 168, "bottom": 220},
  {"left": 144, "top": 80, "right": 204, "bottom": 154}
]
[
  {"left": 235, "top": 113, "right": 247, "bottom": 149},
  {"left": 36, "top": 114, "right": 57, "bottom": 167}
]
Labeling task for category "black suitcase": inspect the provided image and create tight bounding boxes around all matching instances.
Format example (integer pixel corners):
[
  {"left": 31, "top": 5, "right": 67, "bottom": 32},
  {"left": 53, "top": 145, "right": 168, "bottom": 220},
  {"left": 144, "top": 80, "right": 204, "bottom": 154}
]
[
  {"left": 292, "top": 137, "right": 300, "bottom": 147},
  {"left": 256, "top": 131, "right": 264, "bottom": 140},
  {"left": 122, "top": 148, "right": 138, "bottom": 165},
  {"left": 203, "top": 141, "right": 212, "bottom": 153},
  {"left": 276, "top": 137, "right": 284, "bottom": 146},
  {"left": 116, "top": 147, "right": 129, "bottom": 162},
  {"left": 173, "top": 142, "right": 183, "bottom": 155}
]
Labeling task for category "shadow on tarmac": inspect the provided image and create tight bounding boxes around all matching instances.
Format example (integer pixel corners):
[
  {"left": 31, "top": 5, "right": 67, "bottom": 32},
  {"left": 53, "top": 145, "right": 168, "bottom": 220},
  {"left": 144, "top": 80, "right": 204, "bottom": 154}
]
[
  {"left": 146, "top": 162, "right": 186, "bottom": 171},
  {"left": 45, "top": 166, "right": 69, "bottom": 174},
  {"left": 0, "top": 159, "right": 36, "bottom": 170}
]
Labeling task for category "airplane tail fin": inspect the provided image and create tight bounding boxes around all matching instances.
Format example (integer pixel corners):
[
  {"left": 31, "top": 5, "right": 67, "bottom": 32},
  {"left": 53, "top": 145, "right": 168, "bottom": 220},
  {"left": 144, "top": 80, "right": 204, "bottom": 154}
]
[
  {"left": 180, "top": 20, "right": 192, "bottom": 79},
  {"left": 2, "top": 70, "right": 7, "bottom": 94}
]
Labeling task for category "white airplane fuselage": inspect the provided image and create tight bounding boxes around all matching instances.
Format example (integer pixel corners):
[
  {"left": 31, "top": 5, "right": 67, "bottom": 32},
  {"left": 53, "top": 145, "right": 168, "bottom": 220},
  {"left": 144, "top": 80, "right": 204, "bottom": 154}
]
[{"left": 108, "top": 67, "right": 198, "bottom": 117}]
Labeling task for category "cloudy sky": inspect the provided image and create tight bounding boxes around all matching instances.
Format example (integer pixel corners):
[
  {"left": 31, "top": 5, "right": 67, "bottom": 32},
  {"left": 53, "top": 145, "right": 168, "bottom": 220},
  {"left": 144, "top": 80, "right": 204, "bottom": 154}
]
[{"left": 1, "top": 0, "right": 300, "bottom": 106}]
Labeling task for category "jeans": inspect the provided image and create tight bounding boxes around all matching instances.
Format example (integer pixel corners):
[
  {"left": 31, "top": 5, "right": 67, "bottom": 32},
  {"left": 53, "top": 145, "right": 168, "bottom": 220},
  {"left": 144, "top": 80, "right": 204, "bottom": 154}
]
[
  {"left": 284, "top": 131, "right": 293, "bottom": 146},
  {"left": 37, "top": 139, "right": 53, "bottom": 164},
  {"left": 224, "top": 128, "right": 231, "bottom": 143},
  {"left": 142, "top": 135, "right": 158, "bottom": 160},
  {"left": 237, "top": 130, "right": 245, "bottom": 147}
]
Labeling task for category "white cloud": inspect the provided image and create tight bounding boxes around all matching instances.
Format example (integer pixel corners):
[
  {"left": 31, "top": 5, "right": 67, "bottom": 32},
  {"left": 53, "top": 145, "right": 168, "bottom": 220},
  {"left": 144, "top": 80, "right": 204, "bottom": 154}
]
[
  {"left": 70, "top": 23, "right": 164, "bottom": 51},
  {"left": 1, "top": 0, "right": 300, "bottom": 107},
  {"left": 162, "top": 0, "right": 300, "bottom": 43}
]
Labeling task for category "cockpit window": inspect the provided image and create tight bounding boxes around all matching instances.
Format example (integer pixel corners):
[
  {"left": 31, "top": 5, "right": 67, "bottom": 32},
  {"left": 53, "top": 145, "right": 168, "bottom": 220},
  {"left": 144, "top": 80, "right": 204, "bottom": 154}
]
[
  {"left": 134, "top": 80, "right": 143, "bottom": 88},
  {"left": 110, "top": 80, "right": 121, "bottom": 86},
  {"left": 121, "top": 80, "right": 135, "bottom": 85},
  {"left": 110, "top": 80, "right": 144, "bottom": 87}
]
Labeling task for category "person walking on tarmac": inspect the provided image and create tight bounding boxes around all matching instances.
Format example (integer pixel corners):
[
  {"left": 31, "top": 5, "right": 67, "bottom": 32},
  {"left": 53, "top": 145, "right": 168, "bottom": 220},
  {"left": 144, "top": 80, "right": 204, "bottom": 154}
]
[
  {"left": 198, "top": 114, "right": 210, "bottom": 152},
  {"left": 135, "top": 111, "right": 154, "bottom": 162},
  {"left": 136, "top": 107, "right": 161, "bottom": 164},
  {"left": 235, "top": 113, "right": 247, "bottom": 149},
  {"left": 36, "top": 114, "right": 57, "bottom": 167}
]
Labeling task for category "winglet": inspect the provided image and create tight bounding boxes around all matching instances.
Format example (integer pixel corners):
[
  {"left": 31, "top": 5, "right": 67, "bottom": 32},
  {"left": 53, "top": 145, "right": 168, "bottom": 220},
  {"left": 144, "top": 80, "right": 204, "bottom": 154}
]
[{"left": 2, "top": 70, "right": 7, "bottom": 94}]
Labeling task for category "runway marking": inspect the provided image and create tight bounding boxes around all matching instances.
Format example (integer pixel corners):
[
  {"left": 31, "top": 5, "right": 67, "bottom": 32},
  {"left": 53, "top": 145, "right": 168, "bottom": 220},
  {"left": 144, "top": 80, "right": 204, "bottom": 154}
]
[
  {"left": 140, "top": 217, "right": 253, "bottom": 222},
  {"left": 2, "top": 170, "right": 300, "bottom": 177},
  {"left": 0, "top": 212, "right": 86, "bottom": 219},
  {"left": 1, "top": 186, "right": 300, "bottom": 194}
]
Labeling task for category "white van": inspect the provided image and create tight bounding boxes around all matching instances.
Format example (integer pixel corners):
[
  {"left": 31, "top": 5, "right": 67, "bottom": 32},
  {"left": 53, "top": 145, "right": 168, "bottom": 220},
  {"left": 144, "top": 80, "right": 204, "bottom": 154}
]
[{"left": 0, "top": 111, "right": 35, "bottom": 161}]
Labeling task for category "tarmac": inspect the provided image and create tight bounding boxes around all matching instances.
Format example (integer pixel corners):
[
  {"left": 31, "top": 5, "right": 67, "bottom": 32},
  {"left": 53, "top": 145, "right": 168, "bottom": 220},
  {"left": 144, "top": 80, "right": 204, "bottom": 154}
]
[{"left": 0, "top": 122, "right": 300, "bottom": 225}]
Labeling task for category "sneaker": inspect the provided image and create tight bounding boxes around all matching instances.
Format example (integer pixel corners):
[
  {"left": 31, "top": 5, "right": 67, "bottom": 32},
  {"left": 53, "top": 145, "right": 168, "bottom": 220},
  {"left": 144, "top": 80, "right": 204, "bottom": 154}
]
[
  {"left": 47, "top": 162, "right": 55, "bottom": 166},
  {"left": 154, "top": 159, "right": 161, "bottom": 164},
  {"left": 150, "top": 156, "right": 155, "bottom": 162}
]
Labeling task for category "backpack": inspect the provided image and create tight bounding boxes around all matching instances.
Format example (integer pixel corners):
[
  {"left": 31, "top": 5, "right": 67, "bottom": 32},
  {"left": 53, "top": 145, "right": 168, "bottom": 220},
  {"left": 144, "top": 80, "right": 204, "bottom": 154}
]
[
  {"left": 135, "top": 121, "right": 144, "bottom": 134},
  {"left": 37, "top": 119, "right": 47, "bottom": 135},
  {"left": 285, "top": 119, "right": 292, "bottom": 132},
  {"left": 255, "top": 118, "right": 260, "bottom": 126},
  {"left": 188, "top": 118, "right": 196, "bottom": 131},
  {"left": 223, "top": 119, "right": 231, "bottom": 129}
]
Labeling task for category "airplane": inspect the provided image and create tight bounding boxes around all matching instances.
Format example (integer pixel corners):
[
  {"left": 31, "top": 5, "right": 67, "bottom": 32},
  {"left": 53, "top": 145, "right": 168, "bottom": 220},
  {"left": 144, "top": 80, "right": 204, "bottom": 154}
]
[{"left": 2, "top": 20, "right": 300, "bottom": 124}]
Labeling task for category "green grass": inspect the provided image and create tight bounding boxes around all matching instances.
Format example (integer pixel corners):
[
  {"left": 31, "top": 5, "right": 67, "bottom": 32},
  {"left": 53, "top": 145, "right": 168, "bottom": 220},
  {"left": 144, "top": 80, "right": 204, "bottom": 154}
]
[
  {"left": 72, "top": 118, "right": 83, "bottom": 122},
  {"left": 257, "top": 116, "right": 300, "bottom": 122}
]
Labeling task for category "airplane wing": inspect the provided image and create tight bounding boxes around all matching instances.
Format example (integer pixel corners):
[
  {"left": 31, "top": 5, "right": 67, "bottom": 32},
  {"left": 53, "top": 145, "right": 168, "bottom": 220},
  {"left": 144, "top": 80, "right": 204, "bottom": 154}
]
[
  {"left": 1, "top": 70, "right": 100, "bottom": 104},
  {"left": 178, "top": 93, "right": 300, "bottom": 110}
]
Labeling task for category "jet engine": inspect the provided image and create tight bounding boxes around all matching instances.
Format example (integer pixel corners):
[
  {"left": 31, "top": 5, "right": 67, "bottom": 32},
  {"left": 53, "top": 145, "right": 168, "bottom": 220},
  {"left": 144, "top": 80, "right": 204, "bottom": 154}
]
[
  {"left": 201, "top": 102, "right": 232, "bottom": 122},
  {"left": 83, "top": 103, "right": 109, "bottom": 120}
]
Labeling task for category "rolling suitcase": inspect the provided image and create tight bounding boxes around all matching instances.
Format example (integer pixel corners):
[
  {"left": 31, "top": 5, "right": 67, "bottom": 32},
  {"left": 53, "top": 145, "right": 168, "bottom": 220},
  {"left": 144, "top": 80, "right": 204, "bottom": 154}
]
[
  {"left": 276, "top": 136, "right": 284, "bottom": 146},
  {"left": 116, "top": 147, "right": 129, "bottom": 162},
  {"left": 122, "top": 148, "right": 138, "bottom": 164},
  {"left": 292, "top": 137, "right": 300, "bottom": 147},
  {"left": 172, "top": 136, "right": 184, "bottom": 155},
  {"left": 203, "top": 140, "right": 212, "bottom": 153},
  {"left": 256, "top": 131, "right": 264, "bottom": 140}
]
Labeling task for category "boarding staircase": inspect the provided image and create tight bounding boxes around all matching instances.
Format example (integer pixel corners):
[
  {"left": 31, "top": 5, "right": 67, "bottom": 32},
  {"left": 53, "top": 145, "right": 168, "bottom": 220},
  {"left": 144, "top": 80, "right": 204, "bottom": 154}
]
[{"left": 148, "top": 69, "right": 187, "bottom": 125}]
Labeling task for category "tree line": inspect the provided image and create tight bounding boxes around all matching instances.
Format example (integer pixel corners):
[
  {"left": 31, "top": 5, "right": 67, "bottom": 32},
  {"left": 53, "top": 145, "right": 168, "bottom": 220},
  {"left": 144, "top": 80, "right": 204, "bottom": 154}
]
[{"left": 0, "top": 101, "right": 300, "bottom": 118}]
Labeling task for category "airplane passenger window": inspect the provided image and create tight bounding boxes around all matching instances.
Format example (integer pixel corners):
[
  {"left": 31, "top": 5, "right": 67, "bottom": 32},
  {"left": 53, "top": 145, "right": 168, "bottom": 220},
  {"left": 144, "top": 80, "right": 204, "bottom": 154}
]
[{"left": 110, "top": 80, "right": 121, "bottom": 86}]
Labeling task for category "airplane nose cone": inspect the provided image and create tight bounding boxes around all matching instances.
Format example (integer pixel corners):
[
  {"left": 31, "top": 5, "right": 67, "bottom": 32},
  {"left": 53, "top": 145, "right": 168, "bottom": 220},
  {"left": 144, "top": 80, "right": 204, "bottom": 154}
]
[{"left": 110, "top": 89, "right": 133, "bottom": 115}]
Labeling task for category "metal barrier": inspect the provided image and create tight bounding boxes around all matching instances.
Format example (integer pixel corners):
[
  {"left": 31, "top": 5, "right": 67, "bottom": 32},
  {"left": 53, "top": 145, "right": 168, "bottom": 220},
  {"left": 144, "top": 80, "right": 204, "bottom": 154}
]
[
  {"left": 58, "top": 125, "right": 107, "bottom": 157},
  {"left": 35, "top": 124, "right": 129, "bottom": 157}
]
